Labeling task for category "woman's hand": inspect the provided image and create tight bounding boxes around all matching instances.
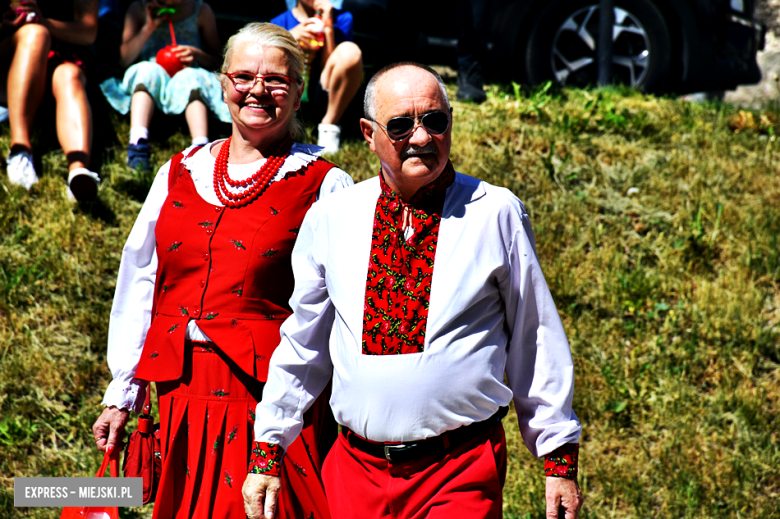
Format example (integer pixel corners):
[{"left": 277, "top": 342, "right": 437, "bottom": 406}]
[{"left": 92, "top": 406, "right": 130, "bottom": 453}]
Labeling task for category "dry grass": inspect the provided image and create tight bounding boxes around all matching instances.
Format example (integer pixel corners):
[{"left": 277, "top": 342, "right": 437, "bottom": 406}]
[{"left": 0, "top": 84, "right": 778, "bottom": 518}]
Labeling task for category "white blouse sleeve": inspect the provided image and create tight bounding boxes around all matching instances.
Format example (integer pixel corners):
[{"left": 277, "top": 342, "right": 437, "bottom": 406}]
[
  {"left": 101, "top": 162, "right": 171, "bottom": 413},
  {"left": 317, "top": 166, "right": 353, "bottom": 200}
]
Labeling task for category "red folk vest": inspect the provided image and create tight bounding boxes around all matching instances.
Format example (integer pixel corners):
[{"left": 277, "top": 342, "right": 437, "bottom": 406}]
[{"left": 135, "top": 148, "right": 334, "bottom": 383}]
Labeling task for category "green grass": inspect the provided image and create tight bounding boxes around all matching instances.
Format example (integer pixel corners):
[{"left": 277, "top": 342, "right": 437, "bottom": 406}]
[{"left": 1, "top": 83, "right": 778, "bottom": 518}]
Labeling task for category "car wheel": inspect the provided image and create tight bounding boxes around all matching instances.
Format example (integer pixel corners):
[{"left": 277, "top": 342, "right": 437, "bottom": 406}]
[{"left": 525, "top": 0, "right": 671, "bottom": 92}]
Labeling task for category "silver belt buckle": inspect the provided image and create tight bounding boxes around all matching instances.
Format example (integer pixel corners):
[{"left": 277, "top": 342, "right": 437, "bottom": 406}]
[{"left": 383, "top": 443, "right": 415, "bottom": 463}]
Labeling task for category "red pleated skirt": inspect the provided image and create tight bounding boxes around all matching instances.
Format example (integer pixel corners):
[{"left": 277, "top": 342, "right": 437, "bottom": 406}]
[{"left": 152, "top": 341, "right": 334, "bottom": 519}]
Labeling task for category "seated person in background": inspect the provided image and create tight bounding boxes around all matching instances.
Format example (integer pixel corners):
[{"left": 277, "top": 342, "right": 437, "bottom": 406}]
[
  {"left": 0, "top": 0, "right": 101, "bottom": 201},
  {"left": 271, "top": 0, "right": 362, "bottom": 154},
  {"left": 100, "top": 0, "right": 229, "bottom": 171}
]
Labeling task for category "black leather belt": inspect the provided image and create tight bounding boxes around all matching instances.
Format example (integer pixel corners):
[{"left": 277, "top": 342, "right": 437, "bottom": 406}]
[{"left": 342, "top": 406, "right": 508, "bottom": 464}]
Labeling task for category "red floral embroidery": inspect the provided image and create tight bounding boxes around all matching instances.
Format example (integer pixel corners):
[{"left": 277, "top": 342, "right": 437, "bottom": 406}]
[
  {"left": 544, "top": 443, "right": 579, "bottom": 477},
  {"left": 361, "top": 163, "right": 455, "bottom": 355},
  {"left": 248, "top": 442, "right": 283, "bottom": 477}
]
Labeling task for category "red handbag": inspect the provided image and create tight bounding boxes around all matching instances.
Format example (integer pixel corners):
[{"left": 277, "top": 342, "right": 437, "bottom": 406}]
[
  {"left": 60, "top": 449, "right": 121, "bottom": 519},
  {"left": 122, "top": 383, "right": 161, "bottom": 505}
]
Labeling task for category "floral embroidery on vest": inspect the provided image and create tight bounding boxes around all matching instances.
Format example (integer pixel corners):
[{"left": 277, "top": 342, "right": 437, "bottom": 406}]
[
  {"left": 544, "top": 443, "right": 579, "bottom": 477},
  {"left": 166, "top": 241, "right": 183, "bottom": 253},
  {"left": 223, "top": 469, "right": 233, "bottom": 487},
  {"left": 248, "top": 442, "right": 283, "bottom": 476},
  {"left": 361, "top": 163, "right": 455, "bottom": 355}
]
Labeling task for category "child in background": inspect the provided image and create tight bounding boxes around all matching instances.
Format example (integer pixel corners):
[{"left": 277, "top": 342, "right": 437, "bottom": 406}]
[
  {"left": 100, "top": 0, "right": 228, "bottom": 171},
  {"left": 271, "top": 0, "right": 362, "bottom": 154}
]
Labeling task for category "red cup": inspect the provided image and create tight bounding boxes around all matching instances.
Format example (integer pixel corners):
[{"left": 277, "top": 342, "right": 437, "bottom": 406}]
[{"left": 156, "top": 46, "right": 184, "bottom": 77}]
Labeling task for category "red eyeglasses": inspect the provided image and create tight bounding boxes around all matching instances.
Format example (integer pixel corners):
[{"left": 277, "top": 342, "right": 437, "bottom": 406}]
[{"left": 225, "top": 72, "right": 301, "bottom": 93}]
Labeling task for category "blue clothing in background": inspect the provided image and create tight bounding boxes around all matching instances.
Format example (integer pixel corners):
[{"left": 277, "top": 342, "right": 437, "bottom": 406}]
[
  {"left": 270, "top": 9, "right": 353, "bottom": 45},
  {"left": 285, "top": 0, "right": 344, "bottom": 9},
  {"left": 98, "top": 0, "right": 119, "bottom": 18}
]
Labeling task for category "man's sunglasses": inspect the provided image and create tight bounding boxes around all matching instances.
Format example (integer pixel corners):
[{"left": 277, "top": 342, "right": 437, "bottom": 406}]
[{"left": 373, "top": 110, "right": 451, "bottom": 141}]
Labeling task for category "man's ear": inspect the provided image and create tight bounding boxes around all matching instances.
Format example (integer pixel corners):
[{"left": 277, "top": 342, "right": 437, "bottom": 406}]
[{"left": 359, "top": 118, "right": 377, "bottom": 153}]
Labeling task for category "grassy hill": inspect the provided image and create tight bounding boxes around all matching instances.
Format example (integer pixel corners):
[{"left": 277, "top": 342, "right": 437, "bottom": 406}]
[{"left": 0, "top": 84, "right": 778, "bottom": 518}]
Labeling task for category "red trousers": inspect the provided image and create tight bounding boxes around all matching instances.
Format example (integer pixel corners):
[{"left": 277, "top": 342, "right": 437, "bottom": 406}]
[{"left": 322, "top": 424, "right": 507, "bottom": 519}]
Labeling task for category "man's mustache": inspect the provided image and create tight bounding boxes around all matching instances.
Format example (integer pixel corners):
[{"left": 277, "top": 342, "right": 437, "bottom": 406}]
[{"left": 400, "top": 144, "right": 438, "bottom": 159}]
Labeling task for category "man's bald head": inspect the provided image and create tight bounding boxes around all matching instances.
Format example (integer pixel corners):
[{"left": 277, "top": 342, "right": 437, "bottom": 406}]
[{"left": 363, "top": 62, "right": 450, "bottom": 122}]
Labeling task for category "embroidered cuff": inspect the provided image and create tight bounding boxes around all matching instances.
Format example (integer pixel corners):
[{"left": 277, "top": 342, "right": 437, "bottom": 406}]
[
  {"left": 248, "top": 441, "right": 284, "bottom": 477},
  {"left": 544, "top": 443, "right": 579, "bottom": 477}
]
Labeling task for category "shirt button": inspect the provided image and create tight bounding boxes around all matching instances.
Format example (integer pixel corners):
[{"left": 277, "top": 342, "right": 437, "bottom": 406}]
[
  {"left": 199, "top": 280, "right": 206, "bottom": 288},
  {"left": 193, "top": 308, "right": 200, "bottom": 316},
  {"left": 204, "top": 254, "right": 209, "bottom": 261},
  {"left": 215, "top": 207, "right": 222, "bottom": 212}
]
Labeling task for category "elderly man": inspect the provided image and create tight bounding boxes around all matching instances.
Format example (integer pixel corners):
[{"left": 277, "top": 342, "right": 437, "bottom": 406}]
[{"left": 243, "top": 62, "right": 583, "bottom": 519}]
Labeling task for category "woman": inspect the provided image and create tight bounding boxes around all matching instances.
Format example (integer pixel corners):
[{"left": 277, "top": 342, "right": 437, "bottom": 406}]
[{"left": 92, "top": 22, "right": 352, "bottom": 519}]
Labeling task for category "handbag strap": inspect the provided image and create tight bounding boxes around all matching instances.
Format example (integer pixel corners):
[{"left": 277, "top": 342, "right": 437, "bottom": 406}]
[
  {"left": 142, "top": 383, "right": 152, "bottom": 416},
  {"left": 95, "top": 449, "right": 120, "bottom": 478}
]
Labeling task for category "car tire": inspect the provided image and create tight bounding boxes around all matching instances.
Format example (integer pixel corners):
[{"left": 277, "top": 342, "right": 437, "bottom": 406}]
[{"left": 525, "top": 0, "right": 672, "bottom": 92}]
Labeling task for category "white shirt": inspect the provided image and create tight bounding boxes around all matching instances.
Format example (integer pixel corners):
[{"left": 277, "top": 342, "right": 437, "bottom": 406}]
[
  {"left": 102, "top": 141, "right": 354, "bottom": 413},
  {"left": 255, "top": 172, "right": 581, "bottom": 458}
]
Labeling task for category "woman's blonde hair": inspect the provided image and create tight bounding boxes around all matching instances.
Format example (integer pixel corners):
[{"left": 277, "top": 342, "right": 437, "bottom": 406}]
[{"left": 221, "top": 23, "right": 306, "bottom": 139}]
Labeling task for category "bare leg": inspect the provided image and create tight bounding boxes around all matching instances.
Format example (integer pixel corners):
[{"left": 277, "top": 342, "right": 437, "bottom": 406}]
[
  {"left": 3, "top": 24, "right": 51, "bottom": 151},
  {"left": 184, "top": 99, "right": 208, "bottom": 141},
  {"left": 130, "top": 89, "right": 155, "bottom": 128},
  {"left": 51, "top": 62, "right": 92, "bottom": 171},
  {"left": 319, "top": 42, "right": 363, "bottom": 125}
]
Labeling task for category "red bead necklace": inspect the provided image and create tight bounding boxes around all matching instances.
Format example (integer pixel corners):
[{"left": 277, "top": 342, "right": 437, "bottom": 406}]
[{"left": 213, "top": 134, "right": 293, "bottom": 208}]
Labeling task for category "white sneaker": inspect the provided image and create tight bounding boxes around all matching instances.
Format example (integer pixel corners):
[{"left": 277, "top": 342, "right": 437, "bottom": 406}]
[
  {"left": 7, "top": 149, "right": 39, "bottom": 189},
  {"left": 317, "top": 123, "right": 341, "bottom": 155},
  {"left": 67, "top": 167, "right": 100, "bottom": 201}
]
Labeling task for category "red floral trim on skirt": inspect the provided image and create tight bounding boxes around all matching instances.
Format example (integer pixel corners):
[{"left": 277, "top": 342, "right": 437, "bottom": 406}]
[{"left": 544, "top": 443, "right": 579, "bottom": 477}]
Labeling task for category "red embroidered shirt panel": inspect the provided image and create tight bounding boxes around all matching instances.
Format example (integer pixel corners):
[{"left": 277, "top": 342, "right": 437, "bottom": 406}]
[{"left": 361, "top": 163, "right": 455, "bottom": 355}]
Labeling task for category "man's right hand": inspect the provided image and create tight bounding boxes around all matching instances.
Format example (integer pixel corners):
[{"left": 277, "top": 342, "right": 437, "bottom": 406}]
[
  {"left": 243, "top": 473, "right": 281, "bottom": 519},
  {"left": 92, "top": 406, "right": 130, "bottom": 453}
]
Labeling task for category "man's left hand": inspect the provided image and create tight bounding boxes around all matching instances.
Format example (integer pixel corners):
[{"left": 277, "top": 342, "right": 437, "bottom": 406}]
[{"left": 545, "top": 476, "right": 584, "bottom": 519}]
